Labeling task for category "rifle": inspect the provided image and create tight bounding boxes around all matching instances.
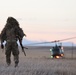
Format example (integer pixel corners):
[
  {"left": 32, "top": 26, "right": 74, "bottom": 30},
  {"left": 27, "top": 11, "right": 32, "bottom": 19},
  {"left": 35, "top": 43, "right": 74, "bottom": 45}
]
[{"left": 19, "top": 38, "right": 28, "bottom": 56}]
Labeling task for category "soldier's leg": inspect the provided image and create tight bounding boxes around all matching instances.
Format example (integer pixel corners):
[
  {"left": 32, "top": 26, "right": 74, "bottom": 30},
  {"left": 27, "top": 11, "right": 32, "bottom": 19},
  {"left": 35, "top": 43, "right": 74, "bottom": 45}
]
[
  {"left": 14, "top": 54, "right": 19, "bottom": 67},
  {"left": 5, "top": 50, "right": 11, "bottom": 66},
  {"left": 12, "top": 43, "right": 19, "bottom": 67},
  {"left": 5, "top": 42, "right": 11, "bottom": 66}
]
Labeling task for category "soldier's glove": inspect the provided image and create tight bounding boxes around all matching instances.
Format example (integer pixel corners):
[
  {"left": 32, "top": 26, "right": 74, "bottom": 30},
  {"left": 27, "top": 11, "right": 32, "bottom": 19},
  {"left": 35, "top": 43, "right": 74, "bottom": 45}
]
[{"left": 1, "top": 44, "right": 4, "bottom": 49}]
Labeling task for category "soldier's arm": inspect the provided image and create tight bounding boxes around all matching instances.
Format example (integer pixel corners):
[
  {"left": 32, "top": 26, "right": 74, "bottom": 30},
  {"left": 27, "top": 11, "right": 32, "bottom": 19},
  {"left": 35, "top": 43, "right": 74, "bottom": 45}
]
[{"left": 0, "top": 27, "right": 6, "bottom": 49}]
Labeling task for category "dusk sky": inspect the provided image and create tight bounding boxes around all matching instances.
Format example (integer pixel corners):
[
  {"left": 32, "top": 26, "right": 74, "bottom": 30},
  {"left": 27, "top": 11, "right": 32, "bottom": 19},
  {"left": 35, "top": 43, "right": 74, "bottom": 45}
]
[{"left": 0, "top": 0, "right": 76, "bottom": 43}]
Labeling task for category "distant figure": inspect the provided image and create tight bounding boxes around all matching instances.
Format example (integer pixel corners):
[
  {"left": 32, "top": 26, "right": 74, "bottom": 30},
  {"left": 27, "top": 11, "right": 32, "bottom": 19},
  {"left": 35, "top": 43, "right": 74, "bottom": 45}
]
[{"left": 0, "top": 17, "right": 26, "bottom": 67}]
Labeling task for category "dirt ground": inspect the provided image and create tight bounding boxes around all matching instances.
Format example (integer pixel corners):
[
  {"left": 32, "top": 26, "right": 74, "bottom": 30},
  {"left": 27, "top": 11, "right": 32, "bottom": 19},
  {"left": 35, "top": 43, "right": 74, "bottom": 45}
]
[{"left": 0, "top": 46, "right": 76, "bottom": 75}]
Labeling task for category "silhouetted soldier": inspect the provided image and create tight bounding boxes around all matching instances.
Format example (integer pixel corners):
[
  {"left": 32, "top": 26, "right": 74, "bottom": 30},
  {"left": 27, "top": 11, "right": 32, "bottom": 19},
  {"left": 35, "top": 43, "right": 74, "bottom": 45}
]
[{"left": 0, "top": 17, "right": 26, "bottom": 67}]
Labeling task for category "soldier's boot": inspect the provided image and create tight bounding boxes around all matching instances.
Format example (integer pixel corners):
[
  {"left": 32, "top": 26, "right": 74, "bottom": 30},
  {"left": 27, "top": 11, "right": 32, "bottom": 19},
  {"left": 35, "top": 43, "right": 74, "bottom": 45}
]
[
  {"left": 15, "top": 61, "right": 19, "bottom": 67},
  {"left": 7, "top": 63, "right": 10, "bottom": 67}
]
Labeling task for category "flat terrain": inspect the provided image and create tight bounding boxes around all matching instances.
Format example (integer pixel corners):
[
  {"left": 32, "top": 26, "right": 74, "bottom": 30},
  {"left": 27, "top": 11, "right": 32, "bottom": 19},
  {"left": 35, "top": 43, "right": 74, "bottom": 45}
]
[{"left": 0, "top": 46, "right": 76, "bottom": 75}]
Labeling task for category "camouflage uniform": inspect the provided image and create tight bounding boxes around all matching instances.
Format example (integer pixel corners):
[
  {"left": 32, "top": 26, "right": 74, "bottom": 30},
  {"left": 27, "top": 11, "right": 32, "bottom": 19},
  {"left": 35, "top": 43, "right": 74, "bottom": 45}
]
[{"left": 0, "top": 17, "right": 25, "bottom": 67}]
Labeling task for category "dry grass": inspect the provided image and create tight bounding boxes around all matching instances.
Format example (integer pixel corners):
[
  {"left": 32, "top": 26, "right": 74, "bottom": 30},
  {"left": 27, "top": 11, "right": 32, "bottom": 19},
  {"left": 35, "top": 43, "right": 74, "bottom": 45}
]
[{"left": 0, "top": 46, "right": 76, "bottom": 75}]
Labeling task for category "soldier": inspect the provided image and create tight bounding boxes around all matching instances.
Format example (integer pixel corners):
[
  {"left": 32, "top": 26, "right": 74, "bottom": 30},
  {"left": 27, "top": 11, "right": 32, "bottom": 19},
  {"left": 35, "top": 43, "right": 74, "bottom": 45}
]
[{"left": 0, "top": 17, "right": 26, "bottom": 67}]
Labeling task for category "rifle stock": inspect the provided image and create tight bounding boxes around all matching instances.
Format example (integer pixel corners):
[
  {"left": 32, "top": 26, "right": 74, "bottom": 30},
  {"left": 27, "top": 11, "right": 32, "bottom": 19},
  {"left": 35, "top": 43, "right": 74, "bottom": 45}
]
[{"left": 22, "top": 48, "right": 26, "bottom": 56}]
